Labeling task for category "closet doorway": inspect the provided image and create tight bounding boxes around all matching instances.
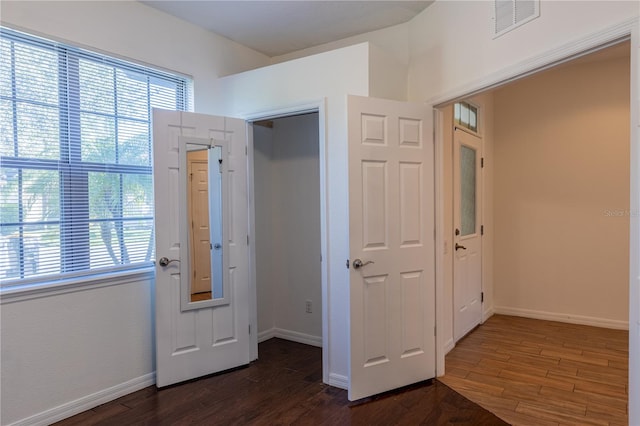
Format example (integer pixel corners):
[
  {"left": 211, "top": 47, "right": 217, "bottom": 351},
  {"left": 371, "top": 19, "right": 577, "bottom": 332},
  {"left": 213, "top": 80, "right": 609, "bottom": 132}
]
[{"left": 251, "top": 112, "right": 323, "bottom": 356}]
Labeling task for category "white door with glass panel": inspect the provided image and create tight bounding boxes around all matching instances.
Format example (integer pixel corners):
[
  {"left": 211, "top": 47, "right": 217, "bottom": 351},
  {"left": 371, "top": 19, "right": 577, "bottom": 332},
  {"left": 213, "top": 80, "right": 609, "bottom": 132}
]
[
  {"left": 348, "top": 95, "right": 436, "bottom": 400},
  {"left": 153, "top": 109, "right": 249, "bottom": 387},
  {"left": 453, "top": 128, "right": 482, "bottom": 342}
]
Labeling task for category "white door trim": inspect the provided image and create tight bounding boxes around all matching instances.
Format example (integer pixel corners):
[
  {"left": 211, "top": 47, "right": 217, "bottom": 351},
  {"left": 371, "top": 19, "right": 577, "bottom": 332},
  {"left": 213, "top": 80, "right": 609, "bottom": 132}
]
[
  {"left": 430, "top": 19, "right": 639, "bottom": 426},
  {"left": 244, "top": 99, "right": 330, "bottom": 385}
]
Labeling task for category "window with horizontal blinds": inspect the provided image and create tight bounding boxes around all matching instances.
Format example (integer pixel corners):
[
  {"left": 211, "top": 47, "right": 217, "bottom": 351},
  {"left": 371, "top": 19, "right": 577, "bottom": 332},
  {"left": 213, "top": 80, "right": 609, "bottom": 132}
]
[{"left": 0, "top": 27, "right": 190, "bottom": 287}]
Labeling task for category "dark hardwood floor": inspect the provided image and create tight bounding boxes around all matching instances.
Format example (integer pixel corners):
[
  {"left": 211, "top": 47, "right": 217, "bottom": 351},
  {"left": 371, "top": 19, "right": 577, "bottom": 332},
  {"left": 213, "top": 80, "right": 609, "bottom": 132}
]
[{"left": 56, "top": 338, "right": 507, "bottom": 425}]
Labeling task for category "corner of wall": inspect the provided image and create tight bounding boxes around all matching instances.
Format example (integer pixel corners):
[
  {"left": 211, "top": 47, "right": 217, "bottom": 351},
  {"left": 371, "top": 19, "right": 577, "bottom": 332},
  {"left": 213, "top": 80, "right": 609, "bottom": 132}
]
[{"left": 368, "top": 43, "right": 408, "bottom": 101}]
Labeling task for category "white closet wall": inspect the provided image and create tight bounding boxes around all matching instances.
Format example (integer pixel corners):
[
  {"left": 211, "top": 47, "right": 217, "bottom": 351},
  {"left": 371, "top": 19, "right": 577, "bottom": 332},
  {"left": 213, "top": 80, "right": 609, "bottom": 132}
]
[
  {"left": 254, "top": 114, "right": 322, "bottom": 345},
  {"left": 254, "top": 125, "right": 276, "bottom": 332}
]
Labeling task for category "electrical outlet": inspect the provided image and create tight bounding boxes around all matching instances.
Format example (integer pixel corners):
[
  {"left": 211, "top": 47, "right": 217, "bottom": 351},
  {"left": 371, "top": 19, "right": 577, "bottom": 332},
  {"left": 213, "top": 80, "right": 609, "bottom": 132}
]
[{"left": 305, "top": 300, "right": 312, "bottom": 313}]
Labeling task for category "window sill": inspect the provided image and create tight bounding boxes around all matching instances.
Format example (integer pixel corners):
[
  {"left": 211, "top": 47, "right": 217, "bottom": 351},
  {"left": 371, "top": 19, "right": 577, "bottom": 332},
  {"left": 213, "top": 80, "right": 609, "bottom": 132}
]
[{"left": 0, "top": 266, "right": 155, "bottom": 305}]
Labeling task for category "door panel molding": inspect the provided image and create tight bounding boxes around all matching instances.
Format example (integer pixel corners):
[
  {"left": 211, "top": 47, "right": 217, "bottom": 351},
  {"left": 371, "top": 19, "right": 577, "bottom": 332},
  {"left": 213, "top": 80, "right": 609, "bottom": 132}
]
[{"left": 153, "top": 110, "right": 249, "bottom": 388}]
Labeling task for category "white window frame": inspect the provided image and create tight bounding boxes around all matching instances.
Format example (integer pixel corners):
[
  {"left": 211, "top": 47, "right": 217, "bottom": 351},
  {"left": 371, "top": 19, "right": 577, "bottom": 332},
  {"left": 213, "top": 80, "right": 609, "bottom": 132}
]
[{"left": 0, "top": 27, "right": 191, "bottom": 296}]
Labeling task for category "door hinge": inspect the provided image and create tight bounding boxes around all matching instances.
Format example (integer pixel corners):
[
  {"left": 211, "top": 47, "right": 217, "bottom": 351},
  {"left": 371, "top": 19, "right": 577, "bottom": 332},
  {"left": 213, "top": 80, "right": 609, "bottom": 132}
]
[
  {"left": 434, "top": 326, "right": 437, "bottom": 337},
  {"left": 481, "top": 157, "right": 484, "bottom": 168},
  {"left": 346, "top": 259, "right": 350, "bottom": 269},
  {"left": 481, "top": 292, "right": 484, "bottom": 303},
  {"left": 249, "top": 324, "right": 251, "bottom": 334},
  {"left": 247, "top": 235, "right": 250, "bottom": 245},
  {"left": 481, "top": 225, "right": 484, "bottom": 236},
  {"left": 245, "top": 146, "right": 248, "bottom": 155}
]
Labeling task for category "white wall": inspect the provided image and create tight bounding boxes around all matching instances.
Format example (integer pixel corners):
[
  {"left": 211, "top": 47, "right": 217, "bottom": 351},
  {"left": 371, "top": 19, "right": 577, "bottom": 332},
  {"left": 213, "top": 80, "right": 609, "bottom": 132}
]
[
  {"left": 271, "top": 22, "right": 410, "bottom": 66},
  {"left": 1, "top": 1, "right": 270, "bottom": 114},
  {"left": 211, "top": 43, "right": 371, "bottom": 388},
  {"left": 407, "top": 0, "right": 638, "bottom": 102},
  {"left": 271, "top": 115, "right": 322, "bottom": 340},
  {"left": 273, "top": 27, "right": 409, "bottom": 102},
  {"left": 492, "top": 52, "right": 630, "bottom": 327},
  {"left": 1, "top": 276, "right": 154, "bottom": 425},
  {"left": 369, "top": 43, "right": 408, "bottom": 101},
  {"left": 254, "top": 115, "right": 322, "bottom": 343},
  {"left": 0, "top": 2, "right": 270, "bottom": 425},
  {"left": 253, "top": 125, "right": 276, "bottom": 335}
]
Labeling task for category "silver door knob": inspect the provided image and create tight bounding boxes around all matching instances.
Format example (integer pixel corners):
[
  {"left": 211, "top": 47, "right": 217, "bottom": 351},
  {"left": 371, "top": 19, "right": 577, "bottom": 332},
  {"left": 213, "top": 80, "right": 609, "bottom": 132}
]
[
  {"left": 213, "top": 243, "right": 222, "bottom": 250},
  {"left": 158, "top": 257, "right": 180, "bottom": 267},
  {"left": 353, "top": 259, "right": 374, "bottom": 269}
]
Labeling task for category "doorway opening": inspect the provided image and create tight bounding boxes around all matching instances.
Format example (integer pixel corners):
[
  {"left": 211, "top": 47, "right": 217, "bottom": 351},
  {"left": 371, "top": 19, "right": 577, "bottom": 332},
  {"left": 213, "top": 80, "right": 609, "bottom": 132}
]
[
  {"left": 437, "top": 39, "right": 631, "bottom": 424},
  {"left": 250, "top": 111, "right": 324, "bottom": 362}
]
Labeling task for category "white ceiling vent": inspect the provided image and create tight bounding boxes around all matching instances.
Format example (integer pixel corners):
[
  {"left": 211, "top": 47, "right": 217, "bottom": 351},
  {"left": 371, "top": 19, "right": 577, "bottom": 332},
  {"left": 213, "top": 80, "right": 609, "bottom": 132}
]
[{"left": 493, "top": 0, "right": 540, "bottom": 38}]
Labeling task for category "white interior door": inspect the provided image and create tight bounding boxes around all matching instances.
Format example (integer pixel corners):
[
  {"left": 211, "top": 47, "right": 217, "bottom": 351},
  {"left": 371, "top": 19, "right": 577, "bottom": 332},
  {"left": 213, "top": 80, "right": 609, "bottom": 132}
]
[
  {"left": 348, "top": 95, "right": 436, "bottom": 401},
  {"left": 153, "top": 109, "right": 249, "bottom": 387},
  {"left": 453, "top": 127, "right": 483, "bottom": 342}
]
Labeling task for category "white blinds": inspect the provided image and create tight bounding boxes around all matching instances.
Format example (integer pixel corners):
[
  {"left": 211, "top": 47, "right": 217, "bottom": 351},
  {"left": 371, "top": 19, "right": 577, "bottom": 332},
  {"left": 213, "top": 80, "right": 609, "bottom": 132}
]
[{"left": 0, "top": 27, "right": 190, "bottom": 286}]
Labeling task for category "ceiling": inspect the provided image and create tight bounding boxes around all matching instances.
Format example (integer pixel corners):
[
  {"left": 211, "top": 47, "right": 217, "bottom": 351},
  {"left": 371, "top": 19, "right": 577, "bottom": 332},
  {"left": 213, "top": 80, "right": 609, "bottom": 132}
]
[{"left": 141, "top": 1, "right": 433, "bottom": 57}]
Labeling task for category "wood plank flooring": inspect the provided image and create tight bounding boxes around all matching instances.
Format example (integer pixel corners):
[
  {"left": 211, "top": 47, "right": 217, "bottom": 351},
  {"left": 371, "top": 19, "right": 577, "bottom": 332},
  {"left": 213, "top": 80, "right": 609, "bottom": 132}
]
[
  {"left": 56, "top": 338, "right": 506, "bottom": 426},
  {"left": 439, "top": 315, "right": 629, "bottom": 426}
]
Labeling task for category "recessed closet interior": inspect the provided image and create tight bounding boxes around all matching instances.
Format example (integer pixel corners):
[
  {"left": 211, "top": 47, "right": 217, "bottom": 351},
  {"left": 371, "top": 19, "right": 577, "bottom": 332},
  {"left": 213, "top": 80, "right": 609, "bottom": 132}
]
[{"left": 252, "top": 112, "right": 322, "bottom": 347}]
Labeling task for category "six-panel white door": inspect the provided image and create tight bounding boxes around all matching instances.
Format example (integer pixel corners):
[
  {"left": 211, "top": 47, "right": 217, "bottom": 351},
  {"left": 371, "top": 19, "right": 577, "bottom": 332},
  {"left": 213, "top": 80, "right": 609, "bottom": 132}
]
[
  {"left": 153, "top": 109, "right": 250, "bottom": 387},
  {"left": 453, "top": 128, "right": 483, "bottom": 342},
  {"left": 348, "top": 95, "right": 436, "bottom": 400}
]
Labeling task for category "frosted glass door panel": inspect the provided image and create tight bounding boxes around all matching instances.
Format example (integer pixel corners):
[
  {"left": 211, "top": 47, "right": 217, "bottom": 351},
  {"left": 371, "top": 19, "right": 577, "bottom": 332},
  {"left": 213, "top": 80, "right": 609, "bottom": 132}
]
[{"left": 460, "top": 145, "right": 476, "bottom": 236}]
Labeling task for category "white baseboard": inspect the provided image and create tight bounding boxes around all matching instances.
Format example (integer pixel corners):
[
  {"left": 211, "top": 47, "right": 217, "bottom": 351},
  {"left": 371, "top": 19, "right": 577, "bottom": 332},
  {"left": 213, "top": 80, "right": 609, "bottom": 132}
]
[
  {"left": 258, "top": 327, "right": 276, "bottom": 343},
  {"left": 9, "top": 372, "right": 155, "bottom": 426},
  {"left": 443, "top": 338, "right": 455, "bottom": 355},
  {"left": 494, "top": 306, "right": 629, "bottom": 330},
  {"left": 274, "top": 328, "right": 322, "bottom": 347},
  {"left": 482, "top": 306, "right": 495, "bottom": 323},
  {"left": 328, "top": 373, "right": 348, "bottom": 390},
  {"left": 258, "top": 327, "right": 322, "bottom": 347},
  {"left": 14, "top": 328, "right": 322, "bottom": 426}
]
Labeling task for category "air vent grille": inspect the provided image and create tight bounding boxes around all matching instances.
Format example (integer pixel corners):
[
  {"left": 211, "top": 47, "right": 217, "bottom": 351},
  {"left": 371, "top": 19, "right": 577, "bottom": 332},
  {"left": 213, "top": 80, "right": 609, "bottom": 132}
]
[{"left": 493, "top": 0, "right": 540, "bottom": 38}]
